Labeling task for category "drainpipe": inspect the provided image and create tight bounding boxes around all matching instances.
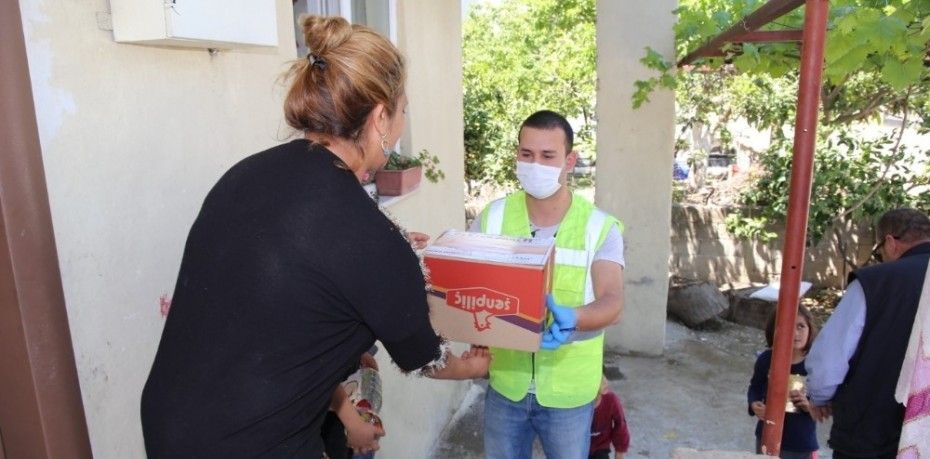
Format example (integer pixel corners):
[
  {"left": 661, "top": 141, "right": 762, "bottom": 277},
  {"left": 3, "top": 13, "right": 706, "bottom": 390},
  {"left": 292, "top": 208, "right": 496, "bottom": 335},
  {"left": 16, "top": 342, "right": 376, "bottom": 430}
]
[
  {"left": 0, "top": 1, "right": 93, "bottom": 457},
  {"left": 760, "top": 0, "right": 829, "bottom": 455}
]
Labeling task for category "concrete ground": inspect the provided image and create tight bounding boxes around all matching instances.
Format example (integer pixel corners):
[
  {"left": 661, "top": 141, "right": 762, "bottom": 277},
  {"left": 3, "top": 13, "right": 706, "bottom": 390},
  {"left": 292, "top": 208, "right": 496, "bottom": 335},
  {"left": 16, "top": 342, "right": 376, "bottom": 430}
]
[{"left": 431, "top": 321, "right": 833, "bottom": 458}]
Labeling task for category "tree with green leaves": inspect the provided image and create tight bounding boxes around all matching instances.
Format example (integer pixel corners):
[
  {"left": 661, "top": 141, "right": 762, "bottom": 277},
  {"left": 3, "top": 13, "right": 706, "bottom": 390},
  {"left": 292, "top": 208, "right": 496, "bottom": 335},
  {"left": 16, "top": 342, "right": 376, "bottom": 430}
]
[
  {"left": 639, "top": 0, "right": 930, "bottom": 269},
  {"left": 463, "top": 0, "right": 596, "bottom": 195}
]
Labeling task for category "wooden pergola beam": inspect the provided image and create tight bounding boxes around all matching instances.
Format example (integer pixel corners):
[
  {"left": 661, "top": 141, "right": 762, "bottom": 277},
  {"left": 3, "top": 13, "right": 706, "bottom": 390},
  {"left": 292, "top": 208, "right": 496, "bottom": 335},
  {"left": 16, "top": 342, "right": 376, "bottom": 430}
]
[
  {"left": 735, "top": 29, "right": 804, "bottom": 43},
  {"left": 687, "top": 30, "right": 805, "bottom": 59},
  {"left": 678, "top": 0, "right": 805, "bottom": 66}
]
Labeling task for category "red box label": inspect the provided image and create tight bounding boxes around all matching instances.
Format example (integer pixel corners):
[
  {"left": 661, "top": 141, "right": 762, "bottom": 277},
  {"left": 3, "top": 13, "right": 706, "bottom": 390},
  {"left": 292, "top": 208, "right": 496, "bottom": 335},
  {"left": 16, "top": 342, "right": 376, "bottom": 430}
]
[
  {"left": 446, "top": 287, "right": 520, "bottom": 331},
  {"left": 423, "top": 230, "right": 554, "bottom": 352}
]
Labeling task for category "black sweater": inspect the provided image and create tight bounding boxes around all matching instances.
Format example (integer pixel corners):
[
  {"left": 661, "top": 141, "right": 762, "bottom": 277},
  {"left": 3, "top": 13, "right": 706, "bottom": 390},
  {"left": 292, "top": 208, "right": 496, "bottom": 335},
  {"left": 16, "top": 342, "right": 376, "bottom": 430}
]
[{"left": 141, "top": 140, "right": 442, "bottom": 458}]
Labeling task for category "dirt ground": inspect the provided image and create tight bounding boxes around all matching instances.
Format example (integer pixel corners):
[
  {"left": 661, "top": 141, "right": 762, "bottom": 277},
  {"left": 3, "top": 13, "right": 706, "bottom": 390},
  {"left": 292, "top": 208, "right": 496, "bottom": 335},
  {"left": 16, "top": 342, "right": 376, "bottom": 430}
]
[
  {"left": 452, "top": 182, "right": 838, "bottom": 458},
  {"left": 431, "top": 320, "right": 833, "bottom": 458}
]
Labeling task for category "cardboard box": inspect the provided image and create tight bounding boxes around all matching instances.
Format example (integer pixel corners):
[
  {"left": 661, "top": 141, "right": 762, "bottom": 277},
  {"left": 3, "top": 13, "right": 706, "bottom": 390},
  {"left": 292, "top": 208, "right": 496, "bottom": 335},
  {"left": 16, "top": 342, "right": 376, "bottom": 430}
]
[{"left": 423, "top": 230, "right": 554, "bottom": 352}]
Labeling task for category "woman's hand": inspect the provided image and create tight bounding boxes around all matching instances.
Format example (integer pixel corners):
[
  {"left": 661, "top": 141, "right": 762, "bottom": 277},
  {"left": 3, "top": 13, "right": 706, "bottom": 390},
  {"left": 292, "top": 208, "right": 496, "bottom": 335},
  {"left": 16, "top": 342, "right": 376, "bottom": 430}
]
[
  {"left": 750, "top": 401, "right": 766, "bottom": 421},
  {"left": 424, "top": 346, "right": 491, "bottom": 379},
  {"left": 344, "top": 416, "right": 385, "bottom": 454},
  {"left": 408, "top": 231, "right": 430, "bottom": 250},
  {"left": 332, "top": 385, "right": 383, "bottom": 453},
  {"left": 459, "top": 346, "right": 491, "bottom": 379},
  {"left": 462, "top": 345, "right": 491, "bottom": 377},
  {"left": 463, "top": 345, "right": 490, "bottom": 359}
]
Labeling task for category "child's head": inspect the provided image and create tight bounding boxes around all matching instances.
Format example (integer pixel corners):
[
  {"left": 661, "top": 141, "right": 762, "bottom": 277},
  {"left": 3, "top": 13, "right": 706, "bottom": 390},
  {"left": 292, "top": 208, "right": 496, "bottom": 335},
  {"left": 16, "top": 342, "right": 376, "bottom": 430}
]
[{"left": 764, "top": 305, "right": 818, "bottom": 354}]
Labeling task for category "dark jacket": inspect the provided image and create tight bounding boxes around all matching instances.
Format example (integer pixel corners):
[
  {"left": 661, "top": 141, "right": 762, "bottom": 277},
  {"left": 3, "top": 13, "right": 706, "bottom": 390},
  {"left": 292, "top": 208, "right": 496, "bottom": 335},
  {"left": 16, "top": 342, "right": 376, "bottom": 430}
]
[{"left": 829, "top": 242, "right": 930, "bottom": 456}]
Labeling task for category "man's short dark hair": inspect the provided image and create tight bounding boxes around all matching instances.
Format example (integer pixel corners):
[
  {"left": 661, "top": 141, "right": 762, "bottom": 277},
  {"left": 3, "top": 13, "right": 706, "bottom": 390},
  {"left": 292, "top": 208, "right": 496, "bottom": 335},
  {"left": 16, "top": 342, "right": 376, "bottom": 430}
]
[
  {"left": 519, "top": 110, "right": 574, "bottom": 153},
  {"left": 877, "top": 208, "right": 930, "bottom": 243}
]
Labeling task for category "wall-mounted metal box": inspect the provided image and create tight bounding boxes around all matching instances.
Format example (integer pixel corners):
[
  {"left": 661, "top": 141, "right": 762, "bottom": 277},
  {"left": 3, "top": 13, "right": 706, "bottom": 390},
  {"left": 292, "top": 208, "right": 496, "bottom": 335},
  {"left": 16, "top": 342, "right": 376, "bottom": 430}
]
[{"left": 110, "top": 0, "right": 278, "bottom": 49}]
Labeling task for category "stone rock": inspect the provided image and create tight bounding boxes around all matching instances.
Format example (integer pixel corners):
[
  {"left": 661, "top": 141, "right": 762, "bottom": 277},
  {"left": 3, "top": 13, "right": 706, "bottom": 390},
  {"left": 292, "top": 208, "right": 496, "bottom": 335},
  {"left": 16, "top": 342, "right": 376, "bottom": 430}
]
[
  {"left": 667, "top": 280, "right": 728, "bottom": 328},
  {"left": 725, "top": 287, "right": 777, "bottom": 330}
]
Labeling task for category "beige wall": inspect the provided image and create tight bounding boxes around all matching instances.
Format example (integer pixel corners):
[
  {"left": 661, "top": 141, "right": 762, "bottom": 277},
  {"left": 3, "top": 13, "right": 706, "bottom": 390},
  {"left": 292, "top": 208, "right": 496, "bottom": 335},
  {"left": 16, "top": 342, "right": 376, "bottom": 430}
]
[
  {"left": 670, "top": 205, "right": 873, "bottom": 289},
  {"left": 377, "top": 0, "right": 472, "bottom": 457},
  {"left": 596, "top": 0, "right": 677, "bottom": 356},
  {"left": 21, "top": 0, "right": 297, "bottom": 455},
  {"left": 20, "top": 0, "right": 467, "bottom": 456},
  {"left": 392, "top": 0, "right": 466, "bottom": 238}
]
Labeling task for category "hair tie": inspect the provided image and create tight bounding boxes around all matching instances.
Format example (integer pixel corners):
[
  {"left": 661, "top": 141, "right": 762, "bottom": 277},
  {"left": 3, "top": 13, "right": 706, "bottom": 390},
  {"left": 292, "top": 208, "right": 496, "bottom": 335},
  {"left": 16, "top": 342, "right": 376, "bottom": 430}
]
[{"left": 307, "top": 53, "right": 327, "bottom": 70}]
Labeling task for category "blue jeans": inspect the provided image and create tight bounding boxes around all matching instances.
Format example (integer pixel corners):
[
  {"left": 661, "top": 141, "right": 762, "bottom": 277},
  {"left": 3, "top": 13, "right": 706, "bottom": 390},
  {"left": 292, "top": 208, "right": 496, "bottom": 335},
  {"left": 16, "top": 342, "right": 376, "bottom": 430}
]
[{"left": 484, "top": 386, "right": 594, "bottom": 459}]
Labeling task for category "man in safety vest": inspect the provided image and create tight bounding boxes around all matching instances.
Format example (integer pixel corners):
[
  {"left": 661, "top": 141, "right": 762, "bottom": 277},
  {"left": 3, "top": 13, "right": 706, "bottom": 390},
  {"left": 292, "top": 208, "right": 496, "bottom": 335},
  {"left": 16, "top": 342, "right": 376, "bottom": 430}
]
[{"left": 469, "top": 110, "right": 625, "bottom": 458}]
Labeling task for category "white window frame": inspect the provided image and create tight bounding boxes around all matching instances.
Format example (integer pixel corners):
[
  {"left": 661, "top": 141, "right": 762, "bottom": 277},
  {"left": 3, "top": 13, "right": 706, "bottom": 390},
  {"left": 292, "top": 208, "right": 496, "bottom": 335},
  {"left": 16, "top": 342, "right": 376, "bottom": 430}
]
[{"left": 295, "top": 0, "right": 396, "bottom": 53}]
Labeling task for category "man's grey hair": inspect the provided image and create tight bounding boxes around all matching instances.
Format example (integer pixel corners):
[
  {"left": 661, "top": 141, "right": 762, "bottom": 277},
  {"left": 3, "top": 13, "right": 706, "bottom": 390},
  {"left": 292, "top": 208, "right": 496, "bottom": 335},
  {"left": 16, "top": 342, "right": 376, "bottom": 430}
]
[{"left": 876, "top": 208, "right": 930, "bottom": 243}]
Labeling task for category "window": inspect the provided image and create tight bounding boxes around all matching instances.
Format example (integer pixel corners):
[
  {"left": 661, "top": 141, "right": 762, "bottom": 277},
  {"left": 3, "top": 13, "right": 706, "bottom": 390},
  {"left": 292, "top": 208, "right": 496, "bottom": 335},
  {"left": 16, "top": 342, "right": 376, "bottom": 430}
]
[{"left": 293, "top": 0, "right": 396, "bottom": 56}]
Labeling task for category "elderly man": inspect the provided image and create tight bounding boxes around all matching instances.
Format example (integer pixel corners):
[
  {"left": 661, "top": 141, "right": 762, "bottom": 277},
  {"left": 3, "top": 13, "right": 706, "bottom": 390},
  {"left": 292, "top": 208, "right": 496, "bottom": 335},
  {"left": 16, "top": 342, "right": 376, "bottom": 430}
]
[{"left": 806, "top": 208, "right": 930, "bottom": 459}]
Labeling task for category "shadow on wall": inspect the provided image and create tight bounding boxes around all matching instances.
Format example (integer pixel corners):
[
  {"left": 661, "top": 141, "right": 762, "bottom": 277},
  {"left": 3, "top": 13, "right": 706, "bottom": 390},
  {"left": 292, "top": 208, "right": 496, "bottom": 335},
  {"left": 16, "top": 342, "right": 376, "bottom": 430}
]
[{"left": 670, "top": 204, "right": 873, "bottom": 289}]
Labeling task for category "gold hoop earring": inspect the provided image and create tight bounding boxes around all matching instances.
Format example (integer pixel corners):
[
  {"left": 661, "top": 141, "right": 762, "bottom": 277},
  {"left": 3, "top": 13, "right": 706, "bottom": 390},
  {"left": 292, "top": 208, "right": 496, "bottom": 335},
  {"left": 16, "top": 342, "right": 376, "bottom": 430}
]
[{"left": 379, "top": 133, "right": 390, "bottom": 157}]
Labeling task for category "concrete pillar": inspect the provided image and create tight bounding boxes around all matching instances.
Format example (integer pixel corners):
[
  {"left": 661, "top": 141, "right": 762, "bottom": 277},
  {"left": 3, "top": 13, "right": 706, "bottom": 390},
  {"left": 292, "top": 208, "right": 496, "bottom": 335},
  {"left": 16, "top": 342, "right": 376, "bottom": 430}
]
[{"left": 596, "top": 0, "right": 677, "bottom": 355}]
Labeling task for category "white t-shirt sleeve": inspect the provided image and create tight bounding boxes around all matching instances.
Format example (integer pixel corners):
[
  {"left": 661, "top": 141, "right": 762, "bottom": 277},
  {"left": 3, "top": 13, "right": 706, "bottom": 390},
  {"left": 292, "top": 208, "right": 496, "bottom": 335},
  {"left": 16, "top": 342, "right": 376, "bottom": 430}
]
[{"left": 592, "top": 225, "right": 625, "bottom": 268}]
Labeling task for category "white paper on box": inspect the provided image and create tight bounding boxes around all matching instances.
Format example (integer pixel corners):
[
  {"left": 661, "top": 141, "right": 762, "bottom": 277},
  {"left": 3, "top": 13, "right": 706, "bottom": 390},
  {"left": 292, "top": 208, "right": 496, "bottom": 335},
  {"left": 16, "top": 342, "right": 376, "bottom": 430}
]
[
  {"left": 749, "top": 281, "right": 812, "bottom": 302},
  {"left": 423, "top": 229, "right": 553, "bottom": 266}
]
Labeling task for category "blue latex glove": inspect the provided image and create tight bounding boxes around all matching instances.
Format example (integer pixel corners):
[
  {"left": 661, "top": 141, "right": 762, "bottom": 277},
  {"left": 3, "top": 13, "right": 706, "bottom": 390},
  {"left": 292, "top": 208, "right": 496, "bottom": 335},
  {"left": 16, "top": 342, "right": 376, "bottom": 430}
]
[{"left": 540, "top": 295, "right": 577, "bottom": 350}]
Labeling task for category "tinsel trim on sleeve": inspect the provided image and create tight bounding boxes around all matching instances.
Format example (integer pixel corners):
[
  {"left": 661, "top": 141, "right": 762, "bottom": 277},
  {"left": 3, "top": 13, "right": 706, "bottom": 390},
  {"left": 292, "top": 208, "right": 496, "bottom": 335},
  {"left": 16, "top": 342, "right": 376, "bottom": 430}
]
[
  {"left": 406, "top": 338, "right": 450, "bottom": 378},
  {"left": 379, "top": 203, "right": 445, "bottom": 376}
]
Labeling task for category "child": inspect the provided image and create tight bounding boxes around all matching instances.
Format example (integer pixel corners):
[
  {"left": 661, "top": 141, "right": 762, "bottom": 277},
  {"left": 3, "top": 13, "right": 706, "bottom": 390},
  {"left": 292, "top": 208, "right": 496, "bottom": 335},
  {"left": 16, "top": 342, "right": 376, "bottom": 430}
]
[
  {"left": 322, "top": 347, "right": 383, "bottom": 459},
  {"left": 747, "top": 306, "right": 819, "bottom": 458},
  {"left": 589, "top": 368, "right": 630, "bottom": 459}
]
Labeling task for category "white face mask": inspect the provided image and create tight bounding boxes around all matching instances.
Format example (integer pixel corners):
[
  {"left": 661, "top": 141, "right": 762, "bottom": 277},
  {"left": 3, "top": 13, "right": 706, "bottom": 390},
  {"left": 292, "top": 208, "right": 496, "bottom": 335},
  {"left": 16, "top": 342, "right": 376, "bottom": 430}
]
[{"left": 516, "top": 161, "right": 563, "bottom": 199}]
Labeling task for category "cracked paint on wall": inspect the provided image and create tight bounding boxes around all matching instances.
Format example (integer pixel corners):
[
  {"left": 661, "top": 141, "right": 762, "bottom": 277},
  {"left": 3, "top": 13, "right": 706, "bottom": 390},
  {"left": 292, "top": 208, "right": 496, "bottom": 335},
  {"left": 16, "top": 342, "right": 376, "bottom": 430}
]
[{"left": 19, "top": 0, "right": 77, "bottom": 150}]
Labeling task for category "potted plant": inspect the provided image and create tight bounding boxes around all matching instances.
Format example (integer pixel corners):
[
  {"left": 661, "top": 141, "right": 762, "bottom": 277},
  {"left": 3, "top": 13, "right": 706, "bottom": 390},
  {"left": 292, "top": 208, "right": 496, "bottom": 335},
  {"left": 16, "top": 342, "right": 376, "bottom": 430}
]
[{"left": 375, "top": 149, "right": 445, "bottom": 196}]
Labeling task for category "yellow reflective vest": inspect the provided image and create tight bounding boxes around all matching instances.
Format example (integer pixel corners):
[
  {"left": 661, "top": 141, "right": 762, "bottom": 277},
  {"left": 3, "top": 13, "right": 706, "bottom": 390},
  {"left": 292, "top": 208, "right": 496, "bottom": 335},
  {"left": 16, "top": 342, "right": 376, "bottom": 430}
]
[{"left": 479, "top": 191, "right": 622, "bottom": 408}]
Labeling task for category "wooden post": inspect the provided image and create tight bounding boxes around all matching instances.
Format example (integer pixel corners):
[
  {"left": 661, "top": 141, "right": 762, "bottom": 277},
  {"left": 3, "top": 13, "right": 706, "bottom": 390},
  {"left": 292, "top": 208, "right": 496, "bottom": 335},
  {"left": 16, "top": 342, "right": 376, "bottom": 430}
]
[{"left": 0, "top": 1, "right": 92, "bottom": 456}]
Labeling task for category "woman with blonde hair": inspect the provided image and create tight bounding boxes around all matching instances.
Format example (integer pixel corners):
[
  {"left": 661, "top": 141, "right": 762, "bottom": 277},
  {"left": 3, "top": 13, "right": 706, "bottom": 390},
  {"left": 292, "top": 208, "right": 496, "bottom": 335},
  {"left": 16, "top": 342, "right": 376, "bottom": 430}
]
[{"left": 141, "top": 16, "right": 488, "bottom": 458}]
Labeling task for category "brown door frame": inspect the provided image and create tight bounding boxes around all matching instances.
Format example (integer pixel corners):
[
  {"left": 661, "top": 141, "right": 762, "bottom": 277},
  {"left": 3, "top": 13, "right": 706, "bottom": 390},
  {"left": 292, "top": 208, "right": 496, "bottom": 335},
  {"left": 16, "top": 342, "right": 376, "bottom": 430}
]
[{"left": 0, "top": 1, "right": 92, "bottom": 457}]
